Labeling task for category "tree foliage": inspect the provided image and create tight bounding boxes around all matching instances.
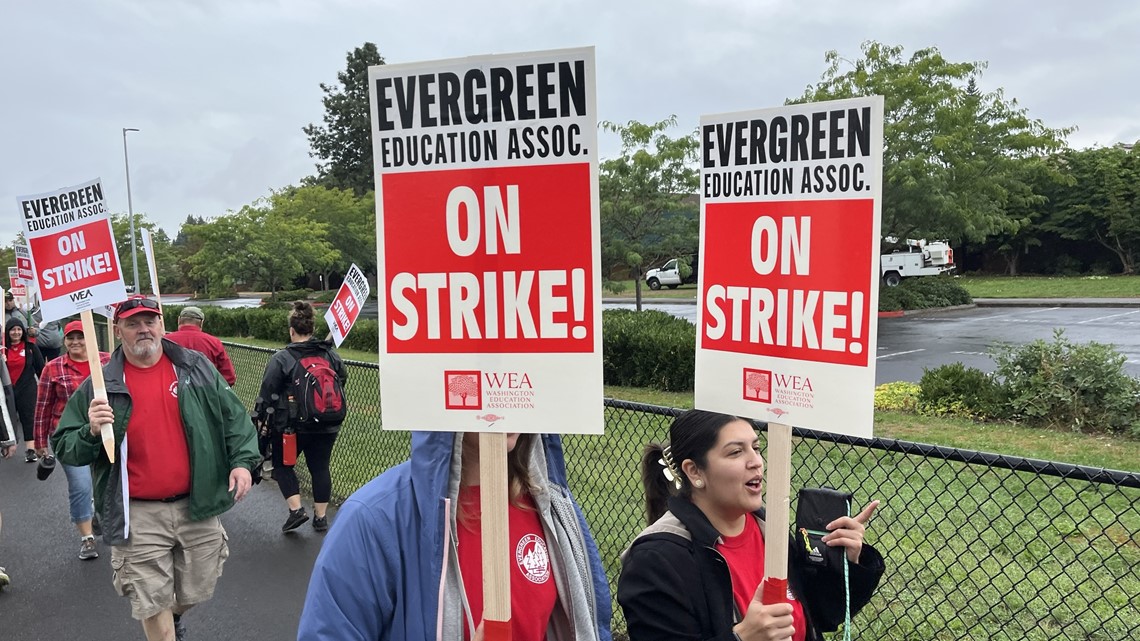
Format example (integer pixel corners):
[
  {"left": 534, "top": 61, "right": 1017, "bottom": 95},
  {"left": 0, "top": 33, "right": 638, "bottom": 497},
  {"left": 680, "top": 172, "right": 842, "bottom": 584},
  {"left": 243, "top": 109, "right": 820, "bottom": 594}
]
[
  {"left": 111, "top": 213, "right": 181, "bottom": 294},
  {"left": 1042, "top": 145, "right": 1140, "bottom": 274},
  {"left": 185, "top": 202, "right": 339, "bottom": 297},
  {"left": 268, "top": 185, "right": 376, "bottom": 286},
  {"left": 303, "top": 42, "right": 385, "bottom": 195},
  {"left": 795, "top": 42, "right": 1071, "bottom": 243},
  {"left": 599, "top": 117, "right": 699, "bottom": 308}
]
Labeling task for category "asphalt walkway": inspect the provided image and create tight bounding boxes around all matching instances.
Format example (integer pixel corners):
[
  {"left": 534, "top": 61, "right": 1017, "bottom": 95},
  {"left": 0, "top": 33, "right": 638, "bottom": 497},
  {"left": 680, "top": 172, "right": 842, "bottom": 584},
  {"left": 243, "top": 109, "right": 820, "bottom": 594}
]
[{"left": 0, "top": 456, "right": 325, "bottom": 640}]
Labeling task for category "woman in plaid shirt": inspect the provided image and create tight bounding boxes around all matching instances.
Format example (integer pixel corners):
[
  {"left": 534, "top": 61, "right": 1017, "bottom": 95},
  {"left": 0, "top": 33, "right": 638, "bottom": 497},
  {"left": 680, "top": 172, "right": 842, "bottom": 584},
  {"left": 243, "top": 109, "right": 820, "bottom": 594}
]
[{"left": 34, "top": 320, "right": 110, "bottom": 561}]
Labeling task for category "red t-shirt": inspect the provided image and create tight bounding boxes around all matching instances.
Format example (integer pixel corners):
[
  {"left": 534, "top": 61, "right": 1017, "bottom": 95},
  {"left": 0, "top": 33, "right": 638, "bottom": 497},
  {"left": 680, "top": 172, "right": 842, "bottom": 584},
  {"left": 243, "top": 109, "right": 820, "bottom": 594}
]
[
  {"left": 123, "top": 354, "right": 192, "bottom": 499},
  {"left": 6, "top": 343, "right": 26, "bottom": 382},
  {"left": 70, "top": 357, "right": 91, "bottom": 380},
  {"left": 716, "top": 516, "right": 807, "bottom": 641},
  {"left": 457, "top": 485, "right": 557, "bottom": 641}
]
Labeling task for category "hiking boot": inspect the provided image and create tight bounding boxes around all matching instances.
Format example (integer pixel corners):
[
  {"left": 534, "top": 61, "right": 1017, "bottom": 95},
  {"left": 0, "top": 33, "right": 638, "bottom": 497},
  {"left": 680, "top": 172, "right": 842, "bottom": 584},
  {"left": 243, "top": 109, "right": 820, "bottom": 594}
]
[
  {"left": 312, "top": 516, "right": 329, "bottom": 532},
  {"left": 25, "top": 448, "right": 38, "bottom": 463},
  {"left": 282, "top": 507, "right": 309, "bottom": 533},
  {"left": 174, "top": 614, "right": 187, "bottom": 641},
  {"left": 78, "top": 536, "right": 99, "bottom": 561}
]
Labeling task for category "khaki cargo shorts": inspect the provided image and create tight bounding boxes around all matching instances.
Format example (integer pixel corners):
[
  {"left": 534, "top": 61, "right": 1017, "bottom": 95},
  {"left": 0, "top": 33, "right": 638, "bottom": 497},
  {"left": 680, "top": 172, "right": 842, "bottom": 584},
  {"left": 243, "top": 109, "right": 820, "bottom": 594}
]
[{"left": 111, "top": 498, "right": 230, "bottom": 620}]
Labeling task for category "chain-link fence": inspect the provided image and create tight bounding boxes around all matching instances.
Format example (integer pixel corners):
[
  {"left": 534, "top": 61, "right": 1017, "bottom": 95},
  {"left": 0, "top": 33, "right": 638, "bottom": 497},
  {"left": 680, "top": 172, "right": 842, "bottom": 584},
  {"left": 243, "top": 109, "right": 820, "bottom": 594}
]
[{"left": 225, "top": 343, "right": 1140, "bottom": 640}]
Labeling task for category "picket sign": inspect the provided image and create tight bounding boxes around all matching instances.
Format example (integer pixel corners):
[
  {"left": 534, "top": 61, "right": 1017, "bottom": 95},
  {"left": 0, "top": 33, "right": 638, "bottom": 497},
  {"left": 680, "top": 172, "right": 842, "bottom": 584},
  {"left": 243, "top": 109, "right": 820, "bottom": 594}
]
[
  {"left": 0, "top": 287, "right": 17, "bottom": 443},
  {"left": 369, "top": 46, "right": 601, "bottom": 640},
  {"left": 760, "top": 422, "right": 792, "bottom": 603},
  {"left": 140, "top": 228, "right": 163, "bottom": 310},
  {"left": 80, "top": 311, "right": 115, "bottom": 463}
]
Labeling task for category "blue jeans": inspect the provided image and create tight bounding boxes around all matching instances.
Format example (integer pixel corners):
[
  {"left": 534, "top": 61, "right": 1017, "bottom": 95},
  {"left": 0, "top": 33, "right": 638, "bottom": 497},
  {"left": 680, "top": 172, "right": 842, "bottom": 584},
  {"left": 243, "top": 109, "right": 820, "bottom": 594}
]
[{"left": 62, "top": 463, "right": 95, "bottom": 524}]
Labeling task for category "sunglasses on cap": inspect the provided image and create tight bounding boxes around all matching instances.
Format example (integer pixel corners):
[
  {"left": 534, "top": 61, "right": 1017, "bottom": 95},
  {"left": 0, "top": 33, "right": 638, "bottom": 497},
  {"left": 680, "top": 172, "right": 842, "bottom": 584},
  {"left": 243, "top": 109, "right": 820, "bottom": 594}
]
[{"left": 114, "top": 296, "right": 162, "bottom": 321}]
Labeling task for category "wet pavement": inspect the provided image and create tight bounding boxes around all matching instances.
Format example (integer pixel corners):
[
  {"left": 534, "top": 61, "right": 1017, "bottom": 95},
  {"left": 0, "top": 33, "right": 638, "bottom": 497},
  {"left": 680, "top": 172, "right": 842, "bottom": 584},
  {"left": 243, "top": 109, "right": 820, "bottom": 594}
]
[{"left": 0, "top": 457, "right": 326, "bottom": 640}]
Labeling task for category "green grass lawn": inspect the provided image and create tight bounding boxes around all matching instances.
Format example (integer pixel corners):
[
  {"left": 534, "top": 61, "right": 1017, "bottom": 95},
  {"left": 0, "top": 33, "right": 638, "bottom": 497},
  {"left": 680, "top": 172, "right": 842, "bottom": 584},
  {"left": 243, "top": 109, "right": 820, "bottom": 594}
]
[
  {"left": 224, "top": 345, "right": 1138, "bottom": 640},
  {"left": 957, "top": 274, "right": 1140, "bottom": 298}
]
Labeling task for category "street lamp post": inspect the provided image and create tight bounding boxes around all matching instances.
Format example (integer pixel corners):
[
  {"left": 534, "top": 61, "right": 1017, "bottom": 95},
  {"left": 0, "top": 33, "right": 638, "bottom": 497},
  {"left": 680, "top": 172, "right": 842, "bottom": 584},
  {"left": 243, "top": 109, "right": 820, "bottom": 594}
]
[{"left": 122, "top": 127, "right": 141, "bottom": 293}]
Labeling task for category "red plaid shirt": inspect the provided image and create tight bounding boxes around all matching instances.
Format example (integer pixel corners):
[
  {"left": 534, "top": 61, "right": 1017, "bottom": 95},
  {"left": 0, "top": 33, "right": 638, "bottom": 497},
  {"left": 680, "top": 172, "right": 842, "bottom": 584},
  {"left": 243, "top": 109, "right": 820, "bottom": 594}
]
[{"left": 34, "top": 353, "right": 111, "bottom": 450}]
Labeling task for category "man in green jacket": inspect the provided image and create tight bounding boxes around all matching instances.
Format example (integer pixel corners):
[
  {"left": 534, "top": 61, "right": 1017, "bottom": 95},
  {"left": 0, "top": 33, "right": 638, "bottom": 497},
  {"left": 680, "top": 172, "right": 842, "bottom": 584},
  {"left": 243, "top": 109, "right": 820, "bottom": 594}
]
[{"left": 52, "top": 296, "right": 260, "bottom": 641}]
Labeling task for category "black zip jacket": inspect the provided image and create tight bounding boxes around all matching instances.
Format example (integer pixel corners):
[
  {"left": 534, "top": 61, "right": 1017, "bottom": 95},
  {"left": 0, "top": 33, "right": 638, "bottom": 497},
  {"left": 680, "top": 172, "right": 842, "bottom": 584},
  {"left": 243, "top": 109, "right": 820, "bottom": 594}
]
[{"left": 618, "top": 496, "right": 884, "bottom": 641}]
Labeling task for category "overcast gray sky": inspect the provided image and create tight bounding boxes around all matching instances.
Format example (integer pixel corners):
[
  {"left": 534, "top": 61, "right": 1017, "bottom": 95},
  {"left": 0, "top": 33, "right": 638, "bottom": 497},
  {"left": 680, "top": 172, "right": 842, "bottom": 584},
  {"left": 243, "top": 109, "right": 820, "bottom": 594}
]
[{"left": 4, "top": 0, "right": 1138, "bottom": 246}]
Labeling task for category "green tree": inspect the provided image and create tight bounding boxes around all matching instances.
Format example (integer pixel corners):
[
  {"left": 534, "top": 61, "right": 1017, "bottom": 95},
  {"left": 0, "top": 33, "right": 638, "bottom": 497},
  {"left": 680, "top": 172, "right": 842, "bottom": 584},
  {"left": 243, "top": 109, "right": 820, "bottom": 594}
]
[
  {"left": 795, "top": 42, "right": 1071, "bottom": 243},
  {"left": 599, "top": 117, "right": 699, "bottom": 310},
  {"left": 1044, "top": 145, "right": 1140, "bottom": 274},
  {"left": 267, "top": 185, "right": 376, "bottom": 288},
  {"left": 303, "top": 42, "right": 385, "bottom": 195},
  {"left": 186, "top": 204, "right": 339, "bottom": 297},
  {"left": 110, "top": 213, "right": 180, "bottom": 294}
]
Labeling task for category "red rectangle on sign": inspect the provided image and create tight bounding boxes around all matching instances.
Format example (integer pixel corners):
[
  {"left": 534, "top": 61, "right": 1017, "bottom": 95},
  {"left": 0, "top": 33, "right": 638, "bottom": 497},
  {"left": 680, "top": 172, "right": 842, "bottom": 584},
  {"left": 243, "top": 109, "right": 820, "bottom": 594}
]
[
  {"left": 700, "top": 199, "right": 873, "bottom": 367},
  {"left": 330, "top": 286, "right": 360, "bottom": 336},
  {"left": 27, "top": 221, "right": 122, "bottom": 297},
  {"left": 383, "top": 164, "right": 595, "bottom": 354}
]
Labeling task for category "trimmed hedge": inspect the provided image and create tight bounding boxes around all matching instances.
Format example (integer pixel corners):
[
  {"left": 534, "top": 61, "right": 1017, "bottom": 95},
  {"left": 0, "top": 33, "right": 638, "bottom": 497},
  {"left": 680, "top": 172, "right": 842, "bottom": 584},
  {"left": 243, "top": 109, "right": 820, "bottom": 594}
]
[
  {"left": 879, "top": 276, "right": 973, "bottom": 311},
  {"left": 162, "top": 304, "right": 378, "bottom": 352},
  {"left": 602, "top": 309, "right": 695, "bottom": 391}
]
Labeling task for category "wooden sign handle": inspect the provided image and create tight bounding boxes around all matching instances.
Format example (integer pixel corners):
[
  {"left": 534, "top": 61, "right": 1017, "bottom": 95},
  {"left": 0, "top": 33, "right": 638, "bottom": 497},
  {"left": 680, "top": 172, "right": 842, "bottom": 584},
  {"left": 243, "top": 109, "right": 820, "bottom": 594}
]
[
  {"left": 762, "top": 422, "right": 792, "bottom": 603},
  {"left": 80, "top": 311, "right": 115, "bottom": 464},
  {"left": 479, "top": 432, "right": 511, "bottom": 641}
]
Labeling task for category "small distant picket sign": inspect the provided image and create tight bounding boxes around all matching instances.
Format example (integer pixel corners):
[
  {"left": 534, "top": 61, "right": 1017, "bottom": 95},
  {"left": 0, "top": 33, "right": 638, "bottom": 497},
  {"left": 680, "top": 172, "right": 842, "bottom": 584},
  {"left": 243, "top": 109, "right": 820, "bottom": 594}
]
[
  {"left": 370, "top": 47, "right": 602, "bottom": 436},
  {"left": 324, "top": 263, "right": 370, "bottom": 347},
  {"left": 15, "top": 244, "right": 34, "bottom": 281},
  {"left": 16, "top": 178, "right": 127, "bottom": 322},
  {"left": 8, "top": 267, "right": 27, "bottom": 301}
]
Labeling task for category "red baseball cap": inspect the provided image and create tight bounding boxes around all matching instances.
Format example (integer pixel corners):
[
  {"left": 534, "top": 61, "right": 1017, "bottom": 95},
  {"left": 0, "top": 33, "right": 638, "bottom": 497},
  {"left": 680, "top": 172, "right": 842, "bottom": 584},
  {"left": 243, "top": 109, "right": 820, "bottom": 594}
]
[
  {"left": 64, "top": 320, "right": 84, "bottom": 336},
  {"left": 114, "top": 296, "right": 162, "bottom": 321}
]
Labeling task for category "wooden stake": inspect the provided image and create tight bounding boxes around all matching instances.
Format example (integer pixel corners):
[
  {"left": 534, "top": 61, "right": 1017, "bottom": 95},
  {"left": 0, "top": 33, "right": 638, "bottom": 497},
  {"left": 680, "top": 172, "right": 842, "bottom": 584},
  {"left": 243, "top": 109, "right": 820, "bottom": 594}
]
[
  {"left": 81, "top": 311, "right": 115, "bottom": 464},
  {"left": 762, "top": 422, "right": 792, "bottom": 604},
  {"left": 479, "top": 431, "right": 511, "bottom": 640}
]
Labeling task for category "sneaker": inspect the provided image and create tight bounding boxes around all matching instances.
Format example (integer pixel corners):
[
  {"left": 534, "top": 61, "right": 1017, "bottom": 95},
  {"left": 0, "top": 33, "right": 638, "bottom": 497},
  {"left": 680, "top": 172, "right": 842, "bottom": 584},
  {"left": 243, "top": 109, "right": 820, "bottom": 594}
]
[
  {"left": 174, "top": 614, "right": 187, "bottom": 641},
  {"left": 282, "top": 507, "right": 309, "bottom": 533},
  {"left": 25, "top": 448, "right": 38, "bottom": 463},
  {"left": 312, "top": 516, "right": 329, "bottom": 532},
  {"left": 78, "top": 536, "right": 99, "bottom": 561},
  {"left": 0, "top": 566, "right": 9, "bottom": 589}
]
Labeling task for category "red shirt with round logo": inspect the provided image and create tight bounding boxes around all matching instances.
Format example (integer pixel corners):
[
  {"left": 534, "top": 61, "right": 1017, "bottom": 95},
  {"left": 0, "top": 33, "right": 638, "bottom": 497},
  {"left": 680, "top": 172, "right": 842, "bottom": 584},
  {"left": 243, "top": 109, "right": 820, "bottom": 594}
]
[
  {"left": 716, "top": 515, "right": 807, "bottom": 641},
  {"left": 123, "top": 354, "right": 191, "bottom": 499},
  {"left": 457, "top": 485, "right": 557, "bottom": 640}
]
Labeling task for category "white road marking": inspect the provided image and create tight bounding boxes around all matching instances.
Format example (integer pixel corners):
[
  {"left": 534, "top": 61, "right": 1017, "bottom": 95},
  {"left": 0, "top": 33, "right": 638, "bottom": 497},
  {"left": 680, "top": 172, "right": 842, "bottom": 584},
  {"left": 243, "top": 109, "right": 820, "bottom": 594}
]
[
  {"left": 877, "top": 349, "right": 926, "bottom": 360},
  {"left": 1077, "top": 310, "right": 1140, "bottom": 324}
]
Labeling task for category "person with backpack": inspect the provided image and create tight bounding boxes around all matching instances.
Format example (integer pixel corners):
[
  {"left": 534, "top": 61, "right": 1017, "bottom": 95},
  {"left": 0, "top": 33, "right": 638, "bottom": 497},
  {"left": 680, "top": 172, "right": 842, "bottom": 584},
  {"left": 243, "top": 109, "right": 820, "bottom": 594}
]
[{"left": 255, "top": 301, "right": 348, "bottom": 534}]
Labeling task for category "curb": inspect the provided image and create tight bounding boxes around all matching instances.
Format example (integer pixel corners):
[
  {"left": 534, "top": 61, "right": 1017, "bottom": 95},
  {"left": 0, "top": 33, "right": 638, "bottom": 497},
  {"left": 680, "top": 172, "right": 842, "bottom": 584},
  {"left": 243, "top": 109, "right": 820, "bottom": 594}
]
[{"left": 879, "top": 304, "right": 976, "bottom": 318}]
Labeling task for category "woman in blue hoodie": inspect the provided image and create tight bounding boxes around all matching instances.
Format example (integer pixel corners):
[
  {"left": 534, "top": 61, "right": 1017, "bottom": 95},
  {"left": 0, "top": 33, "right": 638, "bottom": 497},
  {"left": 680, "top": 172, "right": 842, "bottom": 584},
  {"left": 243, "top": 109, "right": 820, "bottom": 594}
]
[{"left": 298, "top": 431, "right": 611, "bottom": 641}]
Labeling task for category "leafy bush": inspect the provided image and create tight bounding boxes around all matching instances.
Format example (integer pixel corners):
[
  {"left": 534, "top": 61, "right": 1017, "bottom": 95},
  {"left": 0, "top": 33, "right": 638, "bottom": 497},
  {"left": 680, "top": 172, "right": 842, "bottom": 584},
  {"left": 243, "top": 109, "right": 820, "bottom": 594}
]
[
  {"left": 874, "top": 381, "right": 921, "bottom": 412},
  {"left": 272, "top": 288, "right": 314, "bottom": 302},
  {"left": 340, "top": 319, "right": 378, "bottom": 353},
  {"left": 602, "top": 309, "right": 695, "bottom": 391},
  {"left": 917, "top": 363, "right": 1007, "bottom": 419},
  {"left": 991, "top": 329, "right": 1140, "bottom": 435},
  {"left": 879, "top": 276, "right": 973, "bottom": 311},
  {"left": 311, "top": 290, "right": 338, "bottom": 304}
]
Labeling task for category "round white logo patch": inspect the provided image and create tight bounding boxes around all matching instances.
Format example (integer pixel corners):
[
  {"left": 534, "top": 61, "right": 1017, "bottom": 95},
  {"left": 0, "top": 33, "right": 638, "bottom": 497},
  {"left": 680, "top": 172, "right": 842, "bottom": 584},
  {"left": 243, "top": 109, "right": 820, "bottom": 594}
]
[
  {"left": 168, "top": 381, "right": 179, "bottom": 398},
  {"left": 515, "top": 534, "right": 550, "bottom": 584}
]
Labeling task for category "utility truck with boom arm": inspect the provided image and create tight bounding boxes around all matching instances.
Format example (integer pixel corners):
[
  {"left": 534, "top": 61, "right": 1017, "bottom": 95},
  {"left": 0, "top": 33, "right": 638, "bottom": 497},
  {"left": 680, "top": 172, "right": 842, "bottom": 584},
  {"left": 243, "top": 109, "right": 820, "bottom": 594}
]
[{"left": 880, "top": 238, "right": 955, "bottom": 286}]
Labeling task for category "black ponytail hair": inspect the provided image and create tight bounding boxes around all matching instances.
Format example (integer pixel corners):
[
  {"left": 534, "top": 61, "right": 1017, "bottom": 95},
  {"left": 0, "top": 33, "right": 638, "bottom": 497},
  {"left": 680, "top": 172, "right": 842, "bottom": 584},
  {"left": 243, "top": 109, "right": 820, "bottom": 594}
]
[{"left": 639, "top": 409, "right": 745, "bottom": 526}]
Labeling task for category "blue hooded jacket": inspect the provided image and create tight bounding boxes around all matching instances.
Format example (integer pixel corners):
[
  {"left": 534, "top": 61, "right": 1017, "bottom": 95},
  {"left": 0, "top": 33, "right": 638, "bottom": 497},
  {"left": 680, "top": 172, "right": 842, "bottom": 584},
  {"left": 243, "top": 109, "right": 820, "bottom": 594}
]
[{"left": 298, "top": 431, "right": 612, "bottom": 641}]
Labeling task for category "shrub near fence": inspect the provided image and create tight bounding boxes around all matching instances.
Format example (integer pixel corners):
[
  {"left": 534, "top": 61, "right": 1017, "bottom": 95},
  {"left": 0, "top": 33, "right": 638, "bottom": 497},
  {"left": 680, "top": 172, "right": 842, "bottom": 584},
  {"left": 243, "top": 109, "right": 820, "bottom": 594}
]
[{"left": 223, "top": 343, "right": 1139, "bottom": 640}]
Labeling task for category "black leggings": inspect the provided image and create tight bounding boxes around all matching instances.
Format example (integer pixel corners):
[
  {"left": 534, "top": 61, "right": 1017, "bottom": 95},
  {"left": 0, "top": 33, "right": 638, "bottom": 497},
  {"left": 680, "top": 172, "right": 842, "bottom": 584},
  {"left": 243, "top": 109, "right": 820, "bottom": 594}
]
[{"left": 272, "top": 431, "right": 338, "bottom": 503}]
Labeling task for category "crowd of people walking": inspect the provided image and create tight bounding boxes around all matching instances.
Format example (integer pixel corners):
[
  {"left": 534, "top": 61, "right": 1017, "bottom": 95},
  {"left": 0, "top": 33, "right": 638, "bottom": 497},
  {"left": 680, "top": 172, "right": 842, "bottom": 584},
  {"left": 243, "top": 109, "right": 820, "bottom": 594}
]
[{"left": 0, "top": 295, "right": 883, "bottom": 641}]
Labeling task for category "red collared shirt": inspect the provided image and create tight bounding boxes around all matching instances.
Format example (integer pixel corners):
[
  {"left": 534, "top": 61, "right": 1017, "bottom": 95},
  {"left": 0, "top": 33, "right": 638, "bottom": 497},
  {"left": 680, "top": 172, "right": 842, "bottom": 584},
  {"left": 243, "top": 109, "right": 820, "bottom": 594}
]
[
  {"left": 34, "top": 352, "right": 111, "bottom": 450},
  {"left": 165, "top": 324, "right": 237, "bottom": 385}
]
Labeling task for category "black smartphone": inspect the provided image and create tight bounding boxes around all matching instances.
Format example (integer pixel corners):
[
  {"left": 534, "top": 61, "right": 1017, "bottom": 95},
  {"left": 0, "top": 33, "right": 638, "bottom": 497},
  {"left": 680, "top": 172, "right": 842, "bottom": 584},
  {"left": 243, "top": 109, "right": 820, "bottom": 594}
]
[{"left": 795, "top": 487, "right": 854, "bottom": 567}]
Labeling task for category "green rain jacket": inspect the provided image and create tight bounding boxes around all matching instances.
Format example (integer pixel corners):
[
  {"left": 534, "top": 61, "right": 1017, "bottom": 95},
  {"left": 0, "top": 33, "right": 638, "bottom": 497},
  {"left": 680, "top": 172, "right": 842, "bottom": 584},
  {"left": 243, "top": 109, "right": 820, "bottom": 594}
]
[{"left": 51, "top": 338, "right": 260, "bottom": 545}]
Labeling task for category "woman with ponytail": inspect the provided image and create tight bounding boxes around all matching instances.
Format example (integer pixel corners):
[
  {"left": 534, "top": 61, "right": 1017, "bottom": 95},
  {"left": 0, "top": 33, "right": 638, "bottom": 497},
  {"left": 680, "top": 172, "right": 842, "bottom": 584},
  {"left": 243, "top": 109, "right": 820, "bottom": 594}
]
[{"left": 618, "top": 409, "right": 884, "bottom": 641}]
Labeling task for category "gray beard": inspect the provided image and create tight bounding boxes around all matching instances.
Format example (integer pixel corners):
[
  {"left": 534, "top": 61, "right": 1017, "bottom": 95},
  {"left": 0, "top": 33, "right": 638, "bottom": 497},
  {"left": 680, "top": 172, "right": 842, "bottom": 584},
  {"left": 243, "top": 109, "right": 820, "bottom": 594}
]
[{"left": 126, "top": 339, "right": 161, "bottom": 360}]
